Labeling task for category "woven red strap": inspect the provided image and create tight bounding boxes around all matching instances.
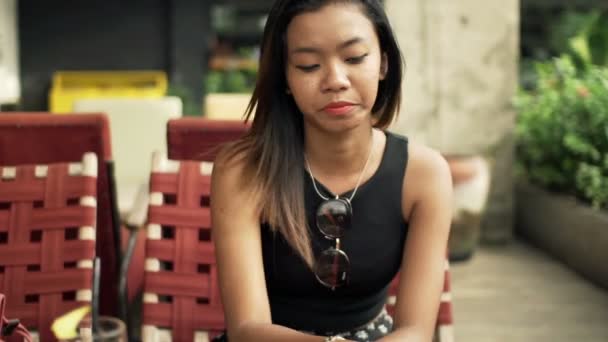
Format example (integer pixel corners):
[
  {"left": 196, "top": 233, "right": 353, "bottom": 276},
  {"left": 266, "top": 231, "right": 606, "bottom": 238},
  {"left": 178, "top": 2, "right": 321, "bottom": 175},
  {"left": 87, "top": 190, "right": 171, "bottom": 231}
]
[
  {"left": 438, "top": 265, "right": 453, "bottom": 325},
  {"left": 143, "top": 159, "right": 223, "bottom": 341},
  {"left": 0, "top": 113, "right": 120, "bottom": 317},
  {"left": 0, "top": 159, "right": 97, "bottom": 341}
]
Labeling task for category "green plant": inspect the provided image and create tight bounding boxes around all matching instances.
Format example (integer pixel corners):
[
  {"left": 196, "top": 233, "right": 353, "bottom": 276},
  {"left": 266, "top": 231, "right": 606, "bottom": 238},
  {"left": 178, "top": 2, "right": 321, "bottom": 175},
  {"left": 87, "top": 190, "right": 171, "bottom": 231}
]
[
  {"left": 515, "top": 56, "right": 608, "bottom": 209},
  {"left": 204, "top": 69, "right": 256, "bottom": 94},
  {"left": 205, "top": 70, "right": 224, "bottom": 94},
  {"left": 167, "top": 84, "right": 200, "bottom": 116},
  {"left": 550, "top": 10, "right": 608, "bottom": 69},
  {"left": 223, "top": 70, "right": 250, "bottom": 93},
  {"left": 521, "top": 10, "right": 608, "bottom": 90}
]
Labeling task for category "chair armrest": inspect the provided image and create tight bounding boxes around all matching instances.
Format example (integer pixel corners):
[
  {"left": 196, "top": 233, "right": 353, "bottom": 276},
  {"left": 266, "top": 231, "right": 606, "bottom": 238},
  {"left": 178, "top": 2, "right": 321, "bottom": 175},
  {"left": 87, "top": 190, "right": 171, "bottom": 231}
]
[
  {"left": 118, "top": 183, "right": 149, "bottom": 342},
  {"left": 124, "top": 183, "right": 149, "bottom": 231}
]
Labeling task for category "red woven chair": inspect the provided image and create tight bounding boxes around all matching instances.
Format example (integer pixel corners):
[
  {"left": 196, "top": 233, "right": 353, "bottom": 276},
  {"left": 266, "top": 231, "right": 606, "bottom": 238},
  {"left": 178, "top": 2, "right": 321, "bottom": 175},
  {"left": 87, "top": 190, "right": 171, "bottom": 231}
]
[
  {"left": 124, "top": 118, "right": 246, "bottom": 341},
  {"left": 0, "top": 113, "right": 146, "bottom": 332},
  {"left": 386, "top": 259, "right": 454, "bottom": 342},
  {"left": 141, "top": 152, "right": 221, "bottom": 341},
  {"left": 166, "top": 118, "right": 249, "bottom": 162},
  {"left": 0, "top": 153, "right": 98, "bottom": 341}
]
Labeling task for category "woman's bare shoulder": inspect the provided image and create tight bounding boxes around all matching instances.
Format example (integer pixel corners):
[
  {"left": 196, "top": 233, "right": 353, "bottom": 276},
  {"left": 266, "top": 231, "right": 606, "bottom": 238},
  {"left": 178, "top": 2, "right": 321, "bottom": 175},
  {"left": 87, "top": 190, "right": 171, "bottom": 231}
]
[
  {"left": 402, "top": 139, "right": 452, "bottom": 218},
  {"left": 213, "top": 143, "right": 250, "bottom": 181},
  {"left": 406, "top": 140, "right": 449, "bottom": 177},
  {"left": 211, "top": 143, "right": 261, "bottom": 217}
]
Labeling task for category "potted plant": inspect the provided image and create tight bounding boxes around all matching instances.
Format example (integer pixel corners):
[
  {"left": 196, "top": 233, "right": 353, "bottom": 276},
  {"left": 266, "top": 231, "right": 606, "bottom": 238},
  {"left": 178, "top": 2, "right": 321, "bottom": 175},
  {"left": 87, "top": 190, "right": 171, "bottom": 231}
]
[
  {"left": 514, "top": 55, "right": 608, "bottom": 289},
  {"left": 446, "top": 155, "right": 492, "bottom": 261},
  {"left": 204, "top": 47, "right": 258, "bottom": 120}
]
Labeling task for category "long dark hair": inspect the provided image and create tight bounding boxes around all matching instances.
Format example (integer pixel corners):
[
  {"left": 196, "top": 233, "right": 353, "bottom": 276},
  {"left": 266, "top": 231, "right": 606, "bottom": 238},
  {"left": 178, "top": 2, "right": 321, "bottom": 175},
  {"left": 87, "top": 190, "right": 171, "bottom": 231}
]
[{"left": 225, "top": 0, "right": 404, "bottom": 267}]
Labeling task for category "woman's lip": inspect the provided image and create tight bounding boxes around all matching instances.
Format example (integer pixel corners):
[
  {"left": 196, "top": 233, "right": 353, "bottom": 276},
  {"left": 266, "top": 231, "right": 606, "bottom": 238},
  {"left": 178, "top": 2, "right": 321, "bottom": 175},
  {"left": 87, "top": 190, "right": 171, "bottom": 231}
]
[
  {"left": 324, "top": 101, "right": 355, "bottom": 109},
  {"left": 323, "top": 105, "right": 355, "bottom": 115}
]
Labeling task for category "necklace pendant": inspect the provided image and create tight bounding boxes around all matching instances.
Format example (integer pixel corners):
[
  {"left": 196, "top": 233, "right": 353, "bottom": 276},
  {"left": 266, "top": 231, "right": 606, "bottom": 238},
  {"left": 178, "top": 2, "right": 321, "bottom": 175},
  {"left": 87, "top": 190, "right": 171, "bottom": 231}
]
[{"left": 304, "top": 130, "right": 375, "bottom": 203}]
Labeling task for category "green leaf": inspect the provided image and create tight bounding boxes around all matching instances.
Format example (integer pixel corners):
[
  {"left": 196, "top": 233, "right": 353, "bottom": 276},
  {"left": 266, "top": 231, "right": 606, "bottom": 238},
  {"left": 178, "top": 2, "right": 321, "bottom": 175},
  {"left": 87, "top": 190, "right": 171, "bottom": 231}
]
[
  {"left": 569, "top": 35, "right": 592, "bottom": 66},
  {"left": 515, "top": 57, "right": 608, "bottom": 209}
]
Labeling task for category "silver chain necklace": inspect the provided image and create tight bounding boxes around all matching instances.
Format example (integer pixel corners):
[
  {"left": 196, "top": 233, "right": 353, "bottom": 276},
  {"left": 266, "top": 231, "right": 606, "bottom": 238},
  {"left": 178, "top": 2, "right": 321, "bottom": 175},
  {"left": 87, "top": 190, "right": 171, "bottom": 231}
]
[{"left": 304, "top": 132, "right": 375, "bottom": 202}]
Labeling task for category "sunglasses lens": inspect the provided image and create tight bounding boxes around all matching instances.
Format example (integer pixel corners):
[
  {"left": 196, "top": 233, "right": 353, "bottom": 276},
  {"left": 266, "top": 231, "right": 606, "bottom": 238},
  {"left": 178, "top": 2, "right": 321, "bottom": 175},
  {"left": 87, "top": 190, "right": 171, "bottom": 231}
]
[
  {"left": 316, "top": 198, "right": 351, "bottom": 238},
  {"left": 314, "top": 248, "right": 350, "bottom": 288}
]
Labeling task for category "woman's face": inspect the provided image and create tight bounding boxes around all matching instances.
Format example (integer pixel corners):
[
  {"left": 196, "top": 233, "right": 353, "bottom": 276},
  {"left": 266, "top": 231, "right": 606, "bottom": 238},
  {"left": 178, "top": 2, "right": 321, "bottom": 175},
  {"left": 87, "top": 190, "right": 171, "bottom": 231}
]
[{"left": 285, "top": 3, "right": 387, "bottom": 133}]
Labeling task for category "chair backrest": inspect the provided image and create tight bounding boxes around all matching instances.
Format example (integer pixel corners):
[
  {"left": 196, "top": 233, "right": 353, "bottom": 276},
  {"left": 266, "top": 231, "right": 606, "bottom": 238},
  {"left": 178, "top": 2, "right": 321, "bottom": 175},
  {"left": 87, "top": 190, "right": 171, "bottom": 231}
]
[
  {"left": 386, "top": 260, "right": 454, "bottom": 342},
  {"left": 0, "top": 113, "right": 120, "bottom": 316},
  {"left": 73, "top": 97, "right": 183, "bottom": 216},
  {"left": 142, "top": 152, "right": 221, "bottom": 342},
  {"left": 138, "top": 118, "right": 246, "bottom": 341},
  {"left": 166, "top": 118, "right": 249, "bottom": 162},
  {"left": 0, "top": 153, "right": 98, "bottom": 341}
]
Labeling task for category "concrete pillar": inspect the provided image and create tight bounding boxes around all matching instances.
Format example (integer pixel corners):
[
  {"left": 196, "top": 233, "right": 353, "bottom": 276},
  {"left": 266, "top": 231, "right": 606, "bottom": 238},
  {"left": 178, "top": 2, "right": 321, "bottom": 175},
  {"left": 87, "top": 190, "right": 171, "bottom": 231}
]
[
  {"left": 385, "top": 0, "right": 520, "bottom": 243},
  {"left": 0, "top": 0, "right": 20, "bottom": 105}
]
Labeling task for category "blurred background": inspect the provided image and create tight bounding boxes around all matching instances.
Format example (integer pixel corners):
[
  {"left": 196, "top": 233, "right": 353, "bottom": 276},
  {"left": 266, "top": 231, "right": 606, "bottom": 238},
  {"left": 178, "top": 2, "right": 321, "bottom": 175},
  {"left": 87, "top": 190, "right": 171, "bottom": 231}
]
[{"left": 1, "top": 0, "right": 607, "bottom": 341}]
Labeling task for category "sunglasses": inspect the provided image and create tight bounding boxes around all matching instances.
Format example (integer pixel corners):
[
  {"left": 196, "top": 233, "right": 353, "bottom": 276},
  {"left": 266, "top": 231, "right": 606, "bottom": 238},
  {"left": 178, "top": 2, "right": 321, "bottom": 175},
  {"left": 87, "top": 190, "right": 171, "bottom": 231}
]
[{"left": 313, "top": 197, "right": 352, "bottom": 290}]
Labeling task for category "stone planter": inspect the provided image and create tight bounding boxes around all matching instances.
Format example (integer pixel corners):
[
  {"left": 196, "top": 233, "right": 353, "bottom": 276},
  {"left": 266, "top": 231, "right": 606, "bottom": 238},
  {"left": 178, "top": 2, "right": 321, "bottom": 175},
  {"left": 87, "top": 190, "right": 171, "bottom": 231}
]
[
  {"left": 445, "top": 155, "right": 492, "bottom": 261},
  {"left": 515, "top": 181, "right": 608, "bottom": 290},
  {"left": 204, "top": 93, "right": 252, "bottom": 120}
]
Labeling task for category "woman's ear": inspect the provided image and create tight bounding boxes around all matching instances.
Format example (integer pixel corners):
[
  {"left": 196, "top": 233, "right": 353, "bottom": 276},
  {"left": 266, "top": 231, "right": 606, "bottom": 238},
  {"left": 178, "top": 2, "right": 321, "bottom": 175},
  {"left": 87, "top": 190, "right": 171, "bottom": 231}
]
[{"left": 380, "top": 53, "right": 388, "bottom": 80}]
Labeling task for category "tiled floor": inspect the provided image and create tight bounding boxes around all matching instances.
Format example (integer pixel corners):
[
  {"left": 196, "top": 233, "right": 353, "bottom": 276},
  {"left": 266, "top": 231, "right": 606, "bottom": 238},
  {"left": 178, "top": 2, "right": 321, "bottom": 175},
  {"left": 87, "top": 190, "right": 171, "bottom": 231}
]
[{"left": 450, "top": 240, "right": 608, "bottom": 342}]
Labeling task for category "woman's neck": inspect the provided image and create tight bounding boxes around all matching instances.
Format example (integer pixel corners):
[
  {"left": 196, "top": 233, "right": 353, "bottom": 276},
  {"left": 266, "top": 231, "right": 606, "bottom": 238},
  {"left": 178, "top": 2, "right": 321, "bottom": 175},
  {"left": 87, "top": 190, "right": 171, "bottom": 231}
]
[{"left": 303, "top": 123, "right": 375, "bottom": 178}]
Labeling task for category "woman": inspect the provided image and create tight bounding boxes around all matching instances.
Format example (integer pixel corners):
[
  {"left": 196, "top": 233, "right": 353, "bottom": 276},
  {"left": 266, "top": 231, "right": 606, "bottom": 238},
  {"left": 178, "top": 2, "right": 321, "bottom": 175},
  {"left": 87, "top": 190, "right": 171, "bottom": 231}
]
[{"left": 211, "top": 0, "right": 452, "bottom": 341}]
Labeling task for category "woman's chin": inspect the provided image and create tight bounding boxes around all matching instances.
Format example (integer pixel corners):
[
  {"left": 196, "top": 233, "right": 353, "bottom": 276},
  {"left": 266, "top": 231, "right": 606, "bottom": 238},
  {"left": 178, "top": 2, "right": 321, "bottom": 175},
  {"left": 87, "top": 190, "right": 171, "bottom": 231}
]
[{"left": 306, "top": 113, "right": 371, "bottom": 134}]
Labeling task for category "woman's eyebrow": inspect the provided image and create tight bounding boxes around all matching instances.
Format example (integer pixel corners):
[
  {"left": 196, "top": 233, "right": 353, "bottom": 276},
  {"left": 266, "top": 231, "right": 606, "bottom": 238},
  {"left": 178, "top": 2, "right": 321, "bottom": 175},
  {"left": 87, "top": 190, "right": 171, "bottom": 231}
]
[
  {"left": 290, "top": 37, "right": 365, "bottom": 55},
  {"left": 338, "top": 37, "right": 365, "bottom": 50}
]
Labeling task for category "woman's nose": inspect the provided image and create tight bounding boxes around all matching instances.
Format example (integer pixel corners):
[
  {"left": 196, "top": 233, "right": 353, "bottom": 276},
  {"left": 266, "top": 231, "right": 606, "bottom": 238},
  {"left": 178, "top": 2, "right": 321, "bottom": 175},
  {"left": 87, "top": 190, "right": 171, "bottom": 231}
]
[{"left": 321, "top": 62, "right": 350, "bottom": 93}]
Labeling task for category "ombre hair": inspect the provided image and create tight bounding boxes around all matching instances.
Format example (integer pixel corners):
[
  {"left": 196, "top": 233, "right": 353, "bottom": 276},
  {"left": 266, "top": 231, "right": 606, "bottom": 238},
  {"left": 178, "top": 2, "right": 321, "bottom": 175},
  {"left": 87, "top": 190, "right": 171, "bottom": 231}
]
[{"left": 224, "top": 0, "right": 404, "bottom": 267}]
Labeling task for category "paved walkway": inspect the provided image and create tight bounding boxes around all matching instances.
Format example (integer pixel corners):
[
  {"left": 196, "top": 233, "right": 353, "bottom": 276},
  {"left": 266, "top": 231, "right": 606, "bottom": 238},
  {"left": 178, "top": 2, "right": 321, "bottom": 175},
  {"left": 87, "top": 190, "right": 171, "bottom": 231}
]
[{"left": 450, "top": 240, "right": 608, "bottom": 342}]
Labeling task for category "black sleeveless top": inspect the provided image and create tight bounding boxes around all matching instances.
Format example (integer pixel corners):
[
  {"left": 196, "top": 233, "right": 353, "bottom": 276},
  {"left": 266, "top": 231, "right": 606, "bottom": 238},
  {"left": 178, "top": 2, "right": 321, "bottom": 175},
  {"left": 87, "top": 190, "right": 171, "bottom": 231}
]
[{"left": 261, "top": 131, "right": 409, "bottom": 333}]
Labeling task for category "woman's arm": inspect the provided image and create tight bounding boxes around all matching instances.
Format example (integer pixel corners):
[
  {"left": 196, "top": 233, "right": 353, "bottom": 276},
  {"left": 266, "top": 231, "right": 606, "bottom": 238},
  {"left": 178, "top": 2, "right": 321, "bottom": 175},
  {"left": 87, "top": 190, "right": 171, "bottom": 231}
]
[
  {"left": 379, "top": 143, "right": 453, "bottom": 342},
  {"left": 211, "top": 151, "right": 348, "bottom": 342}
]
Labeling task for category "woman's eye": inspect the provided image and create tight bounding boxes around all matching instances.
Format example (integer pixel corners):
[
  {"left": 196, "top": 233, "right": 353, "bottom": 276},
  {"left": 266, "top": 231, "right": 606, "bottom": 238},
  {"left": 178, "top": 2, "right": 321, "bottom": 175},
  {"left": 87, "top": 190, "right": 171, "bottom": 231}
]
[
  {"left": 296, "top": 64, "right": 320, "bottom": 72},
  {"left": 346, "top": 53, "right": 369, "bottom": 64}
]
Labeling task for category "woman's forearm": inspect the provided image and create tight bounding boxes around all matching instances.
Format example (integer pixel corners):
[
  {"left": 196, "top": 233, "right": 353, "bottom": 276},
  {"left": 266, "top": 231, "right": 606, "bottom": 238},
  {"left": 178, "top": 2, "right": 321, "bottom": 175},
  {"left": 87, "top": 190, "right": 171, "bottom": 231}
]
[
  {"left": 377, "top": 326, "right": 427, "bottom": 342},
  {"left": 229, "top": 322, "right": 355, "bottom": 342}
]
